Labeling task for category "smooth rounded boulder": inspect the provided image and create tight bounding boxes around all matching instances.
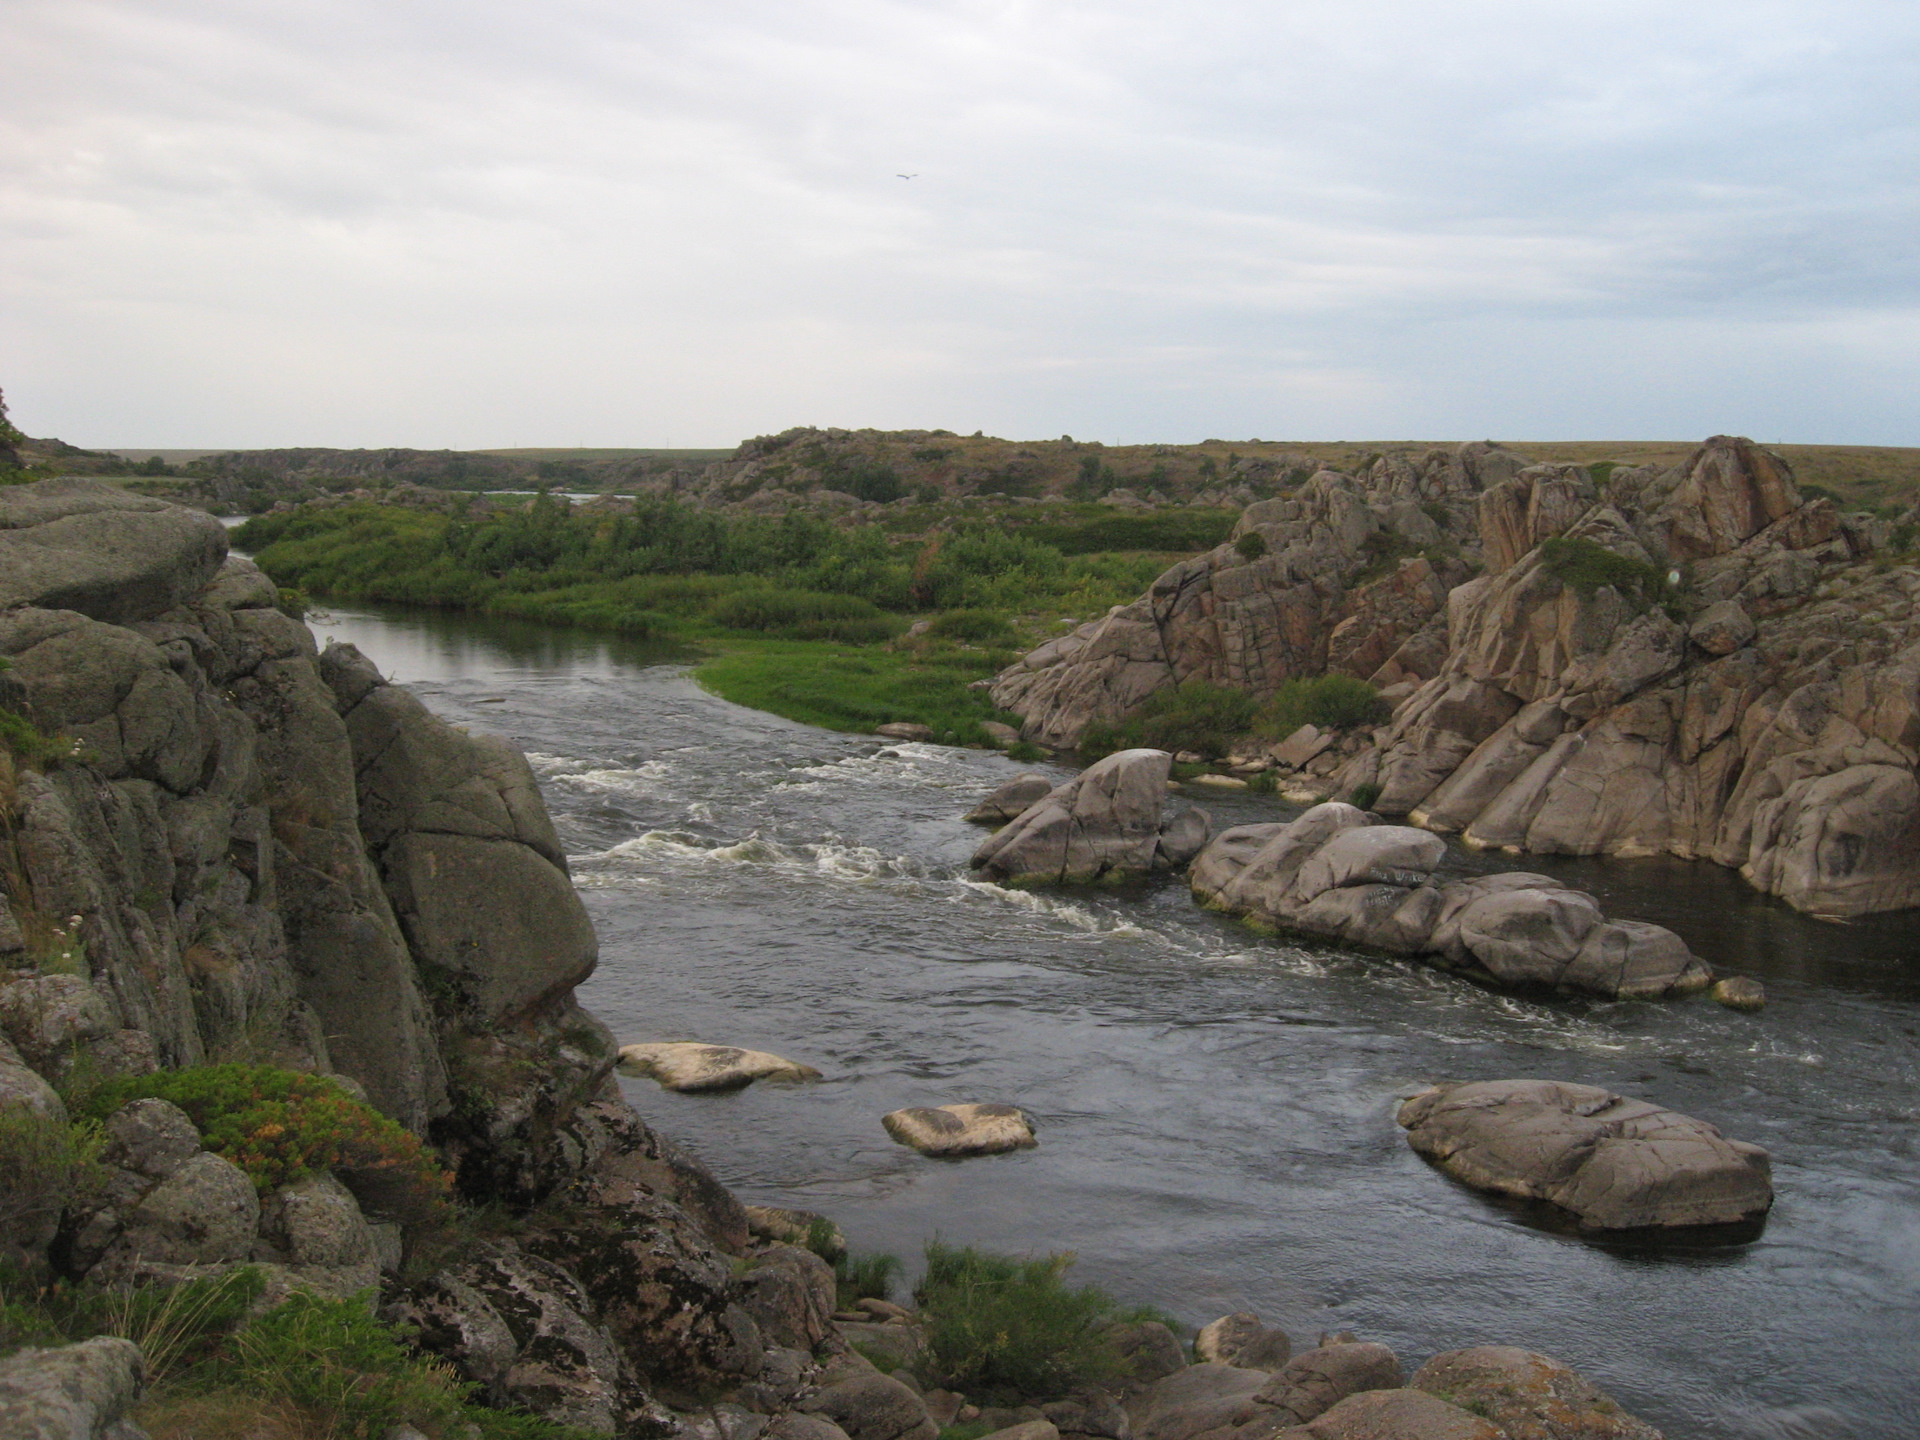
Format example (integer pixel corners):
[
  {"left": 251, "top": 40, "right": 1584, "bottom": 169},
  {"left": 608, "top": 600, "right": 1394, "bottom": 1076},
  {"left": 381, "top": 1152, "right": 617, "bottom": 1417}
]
[
  {"left": 1398, "top": 1079, "right": 1772, "bottom": 1231},
  {"left": 970, "top": 749, "right": 1210, "bottom": 884},
  {"left": 965, "top": 773, "right": 1057, "bottom": 824},
  {"left": 882, "top": 1103, "right": 1036, "bottom": 1157},
  {"left": 619, "top": 1042, "right": 822, "bottom": 1092}
]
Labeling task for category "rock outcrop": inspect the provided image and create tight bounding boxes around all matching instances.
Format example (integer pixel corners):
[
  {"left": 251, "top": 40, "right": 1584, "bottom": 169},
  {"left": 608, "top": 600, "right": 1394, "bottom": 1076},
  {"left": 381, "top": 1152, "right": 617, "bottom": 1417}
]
[
  {"left": 993, "top": 437, "right": 1920, "bottom": 918},
  {"left": 1398, "top": 1079, "right": 1773, "bottom": 1230},
  {"left": 1190, "top": 804, "right": 1711, "bottom": 999},
  {"left": 969, "top": 750, "right": 1210, "bottom": 884}
]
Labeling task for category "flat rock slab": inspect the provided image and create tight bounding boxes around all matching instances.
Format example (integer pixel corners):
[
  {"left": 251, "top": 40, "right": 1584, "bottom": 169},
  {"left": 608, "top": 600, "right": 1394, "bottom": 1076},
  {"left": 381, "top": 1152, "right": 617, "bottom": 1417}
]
[
  {"left": 618, "top": 1042, "right": 821, "bottom": 1092},
  {"left": 882, "top": 1103, "right": 1037, "bottom": 1157},
  {"left": 1398, "top": 1079, "right": 1772, "bottom": 1231},
  {"left": 1412, "top": 1346, "right": 1663, "bottom": 1440}
]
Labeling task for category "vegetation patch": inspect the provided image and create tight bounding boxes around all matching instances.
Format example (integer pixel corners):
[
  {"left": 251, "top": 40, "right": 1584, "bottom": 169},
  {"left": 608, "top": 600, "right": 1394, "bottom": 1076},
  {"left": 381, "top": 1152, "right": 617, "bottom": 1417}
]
[
  {"left": 913, "top": 1241, "right": 1166, "bottom": 1402},
  {"left": 694, "top": 641, "right": 1017, "bottom": 746},
  {"left": 77, "top": 1065, "right": 452, "bottom": 1225},
  {"left": 834, "top": 1250, "right": 902, "bottom": 1309},
  {"left": 1538, "top": 536, "right": 1682, "bottom": 618},
  {"left": 1256, "top": 675, "right": 1389, "bottom": 739},
  {"left": 1079, "top": 682, "right": 1260, "bottom": 761}
]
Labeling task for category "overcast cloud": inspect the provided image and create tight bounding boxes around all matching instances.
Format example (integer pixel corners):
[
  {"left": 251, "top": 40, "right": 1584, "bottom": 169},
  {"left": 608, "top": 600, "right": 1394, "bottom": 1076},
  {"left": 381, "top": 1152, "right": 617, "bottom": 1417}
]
[{"left": 3, "top": 0, "right": 1916, "bottom": 447}]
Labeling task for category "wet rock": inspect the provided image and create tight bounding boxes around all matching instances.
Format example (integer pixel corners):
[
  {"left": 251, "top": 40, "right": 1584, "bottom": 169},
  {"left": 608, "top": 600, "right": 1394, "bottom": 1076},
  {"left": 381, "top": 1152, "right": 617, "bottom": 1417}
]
[
  {"left": 1290, "top": 1388, "right": 1500, "bottom": 1439},
  {"left": 967, "top": 774, "right": 1057, "bottom": 824},
  {"left": 1250, "top": 1344, "right": 1403, "bottom": 1428},
  {"left": 1398, "top": 1079, "right": 1773, "bottom": 1230},
  {"left": 970, "top": 750, "right": 1210, "bottom": 884},
  {"left": 1194, "top": 1313, "right": 1265, "bottom": 1366},
  {"left": 619, "top": 1042, "right": 822, "bottom": 1093},
  {"left": 882, "top": 1103, "right": 1037, "bottom": 1157},
  {"left": 800, "top": 1371, "right": 939, "bottom": 1440},
  {"left": 877, "top": 723, "right": 936, "bottom": 742},
  {"left": 0, "top": 1336, "right": 147, "bottom": 1440},
  {"left": 1711, "top": 976, "right": 1767, "bottom": 1011},
  {"left": 1411, "top": 1346, "right": 1663, "bottom": 1439}
]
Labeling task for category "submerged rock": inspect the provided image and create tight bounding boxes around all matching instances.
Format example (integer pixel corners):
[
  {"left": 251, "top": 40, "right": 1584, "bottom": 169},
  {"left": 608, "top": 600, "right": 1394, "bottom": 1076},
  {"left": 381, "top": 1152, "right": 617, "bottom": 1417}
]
[
  {"left": 881, "top": 1103, "right": 1037, "bottom": 1157},
  {"left": 1711, "top": 976, "right": 1767, "bottom": 1011},
  {"left": 619, "top": 1042, "right": 822, "bottom": 1093},
  {"left": 970, "top": 750, "right": 1210, "bottom": 884},
  {"left": 1189, "top": 804, "right": 1711, "bottom": 999},
  {"left": 1398, "top": 1079, "right": 1773, "bottom": 1230}
]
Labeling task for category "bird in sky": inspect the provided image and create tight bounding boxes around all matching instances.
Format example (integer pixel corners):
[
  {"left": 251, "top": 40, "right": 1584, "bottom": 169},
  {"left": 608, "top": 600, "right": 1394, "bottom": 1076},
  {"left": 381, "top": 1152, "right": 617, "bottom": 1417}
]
[{"left": 897, "top": 173, "right": 918, "bottom": 179}]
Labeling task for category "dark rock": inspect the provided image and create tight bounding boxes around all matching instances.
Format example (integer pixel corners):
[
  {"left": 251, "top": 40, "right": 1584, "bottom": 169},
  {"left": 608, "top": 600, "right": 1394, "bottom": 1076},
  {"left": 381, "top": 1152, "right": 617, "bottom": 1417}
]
[
  {"left": 800, "top": 1372, "right": 939, "bottom": 1440},
  {"left": 1135, "top": 1365, "right": 1269, "bottom": 1440},
  {"left": 1290, "top": 1387, "right": 1500, "bottom": 1439},
  {"left": 966, "top": 773, "right": 1057, "bottom": 825},
  {"left": 1250, "top": 1344, "right": 1403, "bottom": 1427},
  {"left": 735, "top": 1245, "right": 837, "bottom": 1352},
  {"left": 90, "top": 1151, "right": 258, "bottom": 1282},
  {"left": 971, "top": 750, "right": 1210, "bottom": 884},
  {"left": 0, "top": 479, "right": 228, "bottom": 625},
  {"left": 1108, "top": 1321, "right": 1187, "bottom": 1386}
]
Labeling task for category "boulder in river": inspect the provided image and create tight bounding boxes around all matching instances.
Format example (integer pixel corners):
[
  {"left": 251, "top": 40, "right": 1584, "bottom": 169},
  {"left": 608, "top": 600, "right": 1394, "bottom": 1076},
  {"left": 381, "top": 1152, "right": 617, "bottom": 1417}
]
[
  {"left": 619, "top": 1042, "right": 822, "bottom": 1092},
  {"left": 881, "top": 1103, "right": 1037, "bottom": 1157},
  {"left": 1398, "top": 1079, "right": 1773, "bottom": 1230},
  {"left": 966, "top": 773, "right": 1057, "bottom": 824},
  {"left": 1188, "top": 803, "right": 1712, "bottom": 1000},
  {"left": 970, "top": 749, "right": 1211, "bottom": 884}
]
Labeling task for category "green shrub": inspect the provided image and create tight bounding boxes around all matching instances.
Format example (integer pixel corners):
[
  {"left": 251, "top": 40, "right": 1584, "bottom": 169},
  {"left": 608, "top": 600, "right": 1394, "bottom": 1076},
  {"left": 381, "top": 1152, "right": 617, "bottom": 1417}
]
[
  {"left": 79, "top": 1065, "right": 452, "bottom": 1224},
  {"left": 1537, "top": 536, "right": 1680, "bottom": 617},
  {"left": 1079, "top": 681, "right": 1260, "bottom": 761},
  {"left": 1255, "top": 675, "right": 1388, "bottom": 738},
  {"left": 0, "top": 1104, "right": 106, "bottom": 1238},
  {"left": 212, "top": 1289, "right": 467, "bottom": 1438},
  {"left": 835, "top": 1250, "right": 901, "bottom": 1309},
  {"left": 926, "top": 609, "right": 1016, "bottom": 645},
  {"left": 1348, "top": 781, "right": 1382, "bottom": 810},
  {"left": 0, "top": 706, "right": 76, "bottom": 770},
  {"left": 914, "top": 1242, "right": 1157, "bottom": 1402},
  {"left": 1234, "top": 532, "right": 1266, "bottom": 561}
]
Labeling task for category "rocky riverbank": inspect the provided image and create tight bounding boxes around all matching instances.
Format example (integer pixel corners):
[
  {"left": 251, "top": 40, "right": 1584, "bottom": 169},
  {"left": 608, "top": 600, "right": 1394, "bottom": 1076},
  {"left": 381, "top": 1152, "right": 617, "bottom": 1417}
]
[{"left": 990, "top": 437, "right": 1920, "bottom": 919}]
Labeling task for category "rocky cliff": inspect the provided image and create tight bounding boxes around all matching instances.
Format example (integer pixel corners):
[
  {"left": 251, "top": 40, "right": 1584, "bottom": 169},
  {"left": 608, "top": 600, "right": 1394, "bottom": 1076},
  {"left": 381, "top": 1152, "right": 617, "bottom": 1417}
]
[
  {"left": 0, "top": 479, "right": 845, "bottom": 1436},
  {"left": 992, "top": 438, "right": 1920, "bottom": 919}
]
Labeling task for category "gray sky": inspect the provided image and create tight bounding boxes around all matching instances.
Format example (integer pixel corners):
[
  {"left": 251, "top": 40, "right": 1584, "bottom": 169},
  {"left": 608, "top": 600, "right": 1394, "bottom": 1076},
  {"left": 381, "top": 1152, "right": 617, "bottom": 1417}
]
[{"left": 4, "top": 0, "right": 1916, "bottom": 448}]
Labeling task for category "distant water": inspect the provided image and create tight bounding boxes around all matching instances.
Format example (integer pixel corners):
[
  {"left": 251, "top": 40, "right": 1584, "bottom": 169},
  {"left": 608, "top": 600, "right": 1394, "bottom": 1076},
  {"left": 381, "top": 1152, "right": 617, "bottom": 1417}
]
[{"left": 307, "top": 601, "right": 1919, "bottom": 1440}]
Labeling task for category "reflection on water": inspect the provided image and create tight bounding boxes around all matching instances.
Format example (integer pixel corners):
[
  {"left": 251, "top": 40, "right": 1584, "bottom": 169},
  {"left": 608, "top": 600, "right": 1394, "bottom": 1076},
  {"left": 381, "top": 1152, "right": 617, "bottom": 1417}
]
[{"left": 308, "top": 601, "right": 1920, "bottom": 1440}]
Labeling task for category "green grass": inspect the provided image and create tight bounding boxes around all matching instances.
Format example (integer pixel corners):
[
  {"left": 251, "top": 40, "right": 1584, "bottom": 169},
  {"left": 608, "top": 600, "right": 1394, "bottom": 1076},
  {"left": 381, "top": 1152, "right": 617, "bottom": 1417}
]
[
  {"left": 835, "top": 1250, "right": 903, "bottom": 1309},
  {"left": 1538, "top": 535, "right": 1683, "bottom": 619},
  {"left": 913, "top": 1242, "right": 1168, "bottom": 1403},
  {"left": 1256, "top": 674, "right": 1390, "bottom": 738},
  {"left": 1079, "top": 681, "right": 1261, "bottom": 761}
]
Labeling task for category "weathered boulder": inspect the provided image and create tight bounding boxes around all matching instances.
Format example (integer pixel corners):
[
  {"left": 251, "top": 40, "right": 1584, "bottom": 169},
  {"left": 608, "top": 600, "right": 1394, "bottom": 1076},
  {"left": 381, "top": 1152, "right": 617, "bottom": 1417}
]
[
  {"left": 800, "top": 1372, "right": 938, "bottom": 1440},
  {"left": 734, "top": 1244, "right": 837, "bottom": 1352},
  {"left": 0, "top": 479, "right": 228, "bottom": 624},
  {"left": 1411, "top": 1346, "right": 1663, "bottom": 1439},
  {"left": 619, "top": 1042, "right": 821, "bottom": 1093},
  {"left": 1136, "top": 1365, "right": 1271, "bottom": 1440},
  {"left": 882, "top": 1103, "right": 1037, "bottom": 1157},
  {"left": 967, "top": 773, "right": 1058, "bottom": 824},
  {"left": 1711, "top": 976, "right": 1766, "bottom": 1011},
  {"left": 1107, "top": 1320, "right": 1188, "bottom": 1386},
  {"left": 1398, "top": 1079, "right": 1773, "bottom": 1230},
  {"left": 90, "top": 1150, "right": 259, "bottom": 1282},
  {"left": 744, "top": 1204, "right": 846, "bottom": 1259},
  {"left": 1190, "top": 807, "right": 1710, "bottom": 998},
  {"left": 1247, "top": 1343, "right": 1403, "bottom": 1429},
  {"left": 970, "top": 750, "right": 1210, "bottom": 884},
  {"left": 1193, "top": 1313, "right": 1263, "bottom": 1365},
  {"left": 256, "top": 1171, "right": 381, "bottom": 1296},
  {"left": 0, "top": 1336, "right": 147, "bottom": 1440}
]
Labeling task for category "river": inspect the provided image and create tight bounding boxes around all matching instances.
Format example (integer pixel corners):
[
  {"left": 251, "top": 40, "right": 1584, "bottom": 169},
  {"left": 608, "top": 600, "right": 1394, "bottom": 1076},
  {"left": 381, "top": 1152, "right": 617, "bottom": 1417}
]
[{"left": 305, "top": 601, "right": 1918, "bottom": 1440}]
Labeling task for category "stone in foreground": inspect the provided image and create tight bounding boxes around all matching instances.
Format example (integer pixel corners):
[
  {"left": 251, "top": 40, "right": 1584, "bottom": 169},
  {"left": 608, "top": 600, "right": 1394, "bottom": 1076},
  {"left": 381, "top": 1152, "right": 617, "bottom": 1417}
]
[
  {"left": 1411, "top": 1346, "right": 1663, "bottom": 1440},
  {"left": 1711, "top": 976, "right": 1766, "bottom": 1011},
  {"left": 970, "top": 748, "right": 1211, "bottom": 884},
  {"left": 882, "top": 1103, "right": 1037, "bottom": 1157},
  {"left": 618, "top": 1042, "right": 822, "bottom": 1092},
  {"left": 1287, "top": 1388, "right": 1501, "bottom": 1439},
  {"left": 1398, "top": 1079, "right": 1772, "bottom": 1230}
]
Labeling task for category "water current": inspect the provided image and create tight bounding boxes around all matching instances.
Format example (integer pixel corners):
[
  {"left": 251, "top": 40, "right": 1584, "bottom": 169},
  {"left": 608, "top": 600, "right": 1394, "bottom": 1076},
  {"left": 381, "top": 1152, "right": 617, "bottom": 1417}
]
[{"left": 305, "top": 601, "right": 1918, "bottom": 1440}]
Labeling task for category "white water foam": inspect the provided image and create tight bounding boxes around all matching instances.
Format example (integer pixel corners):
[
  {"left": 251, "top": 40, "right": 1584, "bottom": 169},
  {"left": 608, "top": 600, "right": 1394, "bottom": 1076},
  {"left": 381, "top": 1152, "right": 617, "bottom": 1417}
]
[{"left": 953, "top": 878, "right": 1148, "bottom": 937}]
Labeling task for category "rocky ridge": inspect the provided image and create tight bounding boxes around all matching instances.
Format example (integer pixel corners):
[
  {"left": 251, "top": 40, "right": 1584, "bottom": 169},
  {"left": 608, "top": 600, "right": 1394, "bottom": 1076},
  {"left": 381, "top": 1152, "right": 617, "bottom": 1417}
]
[{"left": 992, "top": 437, "right": 1920, "bottom": 918}]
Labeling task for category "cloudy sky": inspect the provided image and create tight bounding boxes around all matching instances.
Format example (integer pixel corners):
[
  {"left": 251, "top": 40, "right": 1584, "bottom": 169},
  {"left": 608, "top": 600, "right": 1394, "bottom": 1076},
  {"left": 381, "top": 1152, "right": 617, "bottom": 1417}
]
[{"left": 3, "top": 1, "right": 1916, "bottom": 448}]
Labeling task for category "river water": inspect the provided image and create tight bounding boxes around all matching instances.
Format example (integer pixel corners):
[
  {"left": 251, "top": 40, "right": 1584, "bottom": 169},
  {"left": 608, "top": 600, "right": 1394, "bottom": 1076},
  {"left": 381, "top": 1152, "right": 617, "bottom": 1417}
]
[{"left": 306, "top": 602, "right": 1918, "bottom": 1440}]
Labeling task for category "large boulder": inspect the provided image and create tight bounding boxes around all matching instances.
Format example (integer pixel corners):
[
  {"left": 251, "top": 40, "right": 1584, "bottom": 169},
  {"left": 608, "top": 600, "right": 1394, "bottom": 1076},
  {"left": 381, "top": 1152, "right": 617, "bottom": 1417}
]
[
  {"left": 882, "top": 1103, "right": 1037, "bottom": 1157},
  {"left": 1248, "top": 1344, "right": 1403, "bottom": 1429},
  {"left": 1411, "top": 1346, "right": 1663, "bottom": 1440},
  {"left": 800, "top": 1372, "right": 938, "bottom": 1440},
  {"left": 970, "top": 750, "right": 1209, "bottom": 884},
  {"left": 1189, "top": 808, "right": 1710, "bottom": 998},
  {"left": 0, "top": 479, "right": 228, "bottom": 624},
  {"left": 966, "top": 774, "right": 1057, "bottom": 824},
  {"left": 1398, "top": 1079, "right": 1773, "bottom": 1230},
  {"left": 1286, "top": 1388, "right": 1501, "bottom": 1439}
]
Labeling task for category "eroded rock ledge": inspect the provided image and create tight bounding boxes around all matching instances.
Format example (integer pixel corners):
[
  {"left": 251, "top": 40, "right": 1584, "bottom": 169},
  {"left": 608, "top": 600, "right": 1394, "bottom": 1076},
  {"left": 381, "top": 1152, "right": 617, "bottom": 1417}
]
[{"left": 992, "top": 437, "right": 1920, "bottom": 917}]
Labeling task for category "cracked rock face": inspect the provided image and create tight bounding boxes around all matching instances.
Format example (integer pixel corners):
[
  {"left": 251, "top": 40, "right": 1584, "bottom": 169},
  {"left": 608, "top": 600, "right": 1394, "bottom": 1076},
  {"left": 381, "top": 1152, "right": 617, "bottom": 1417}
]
[
  {"left": 1397, "top": 1079, "right": 1773, "bottom": 1231},
  {"left": 994, "top": 437, "right": 1920, "bottom": 918}
]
